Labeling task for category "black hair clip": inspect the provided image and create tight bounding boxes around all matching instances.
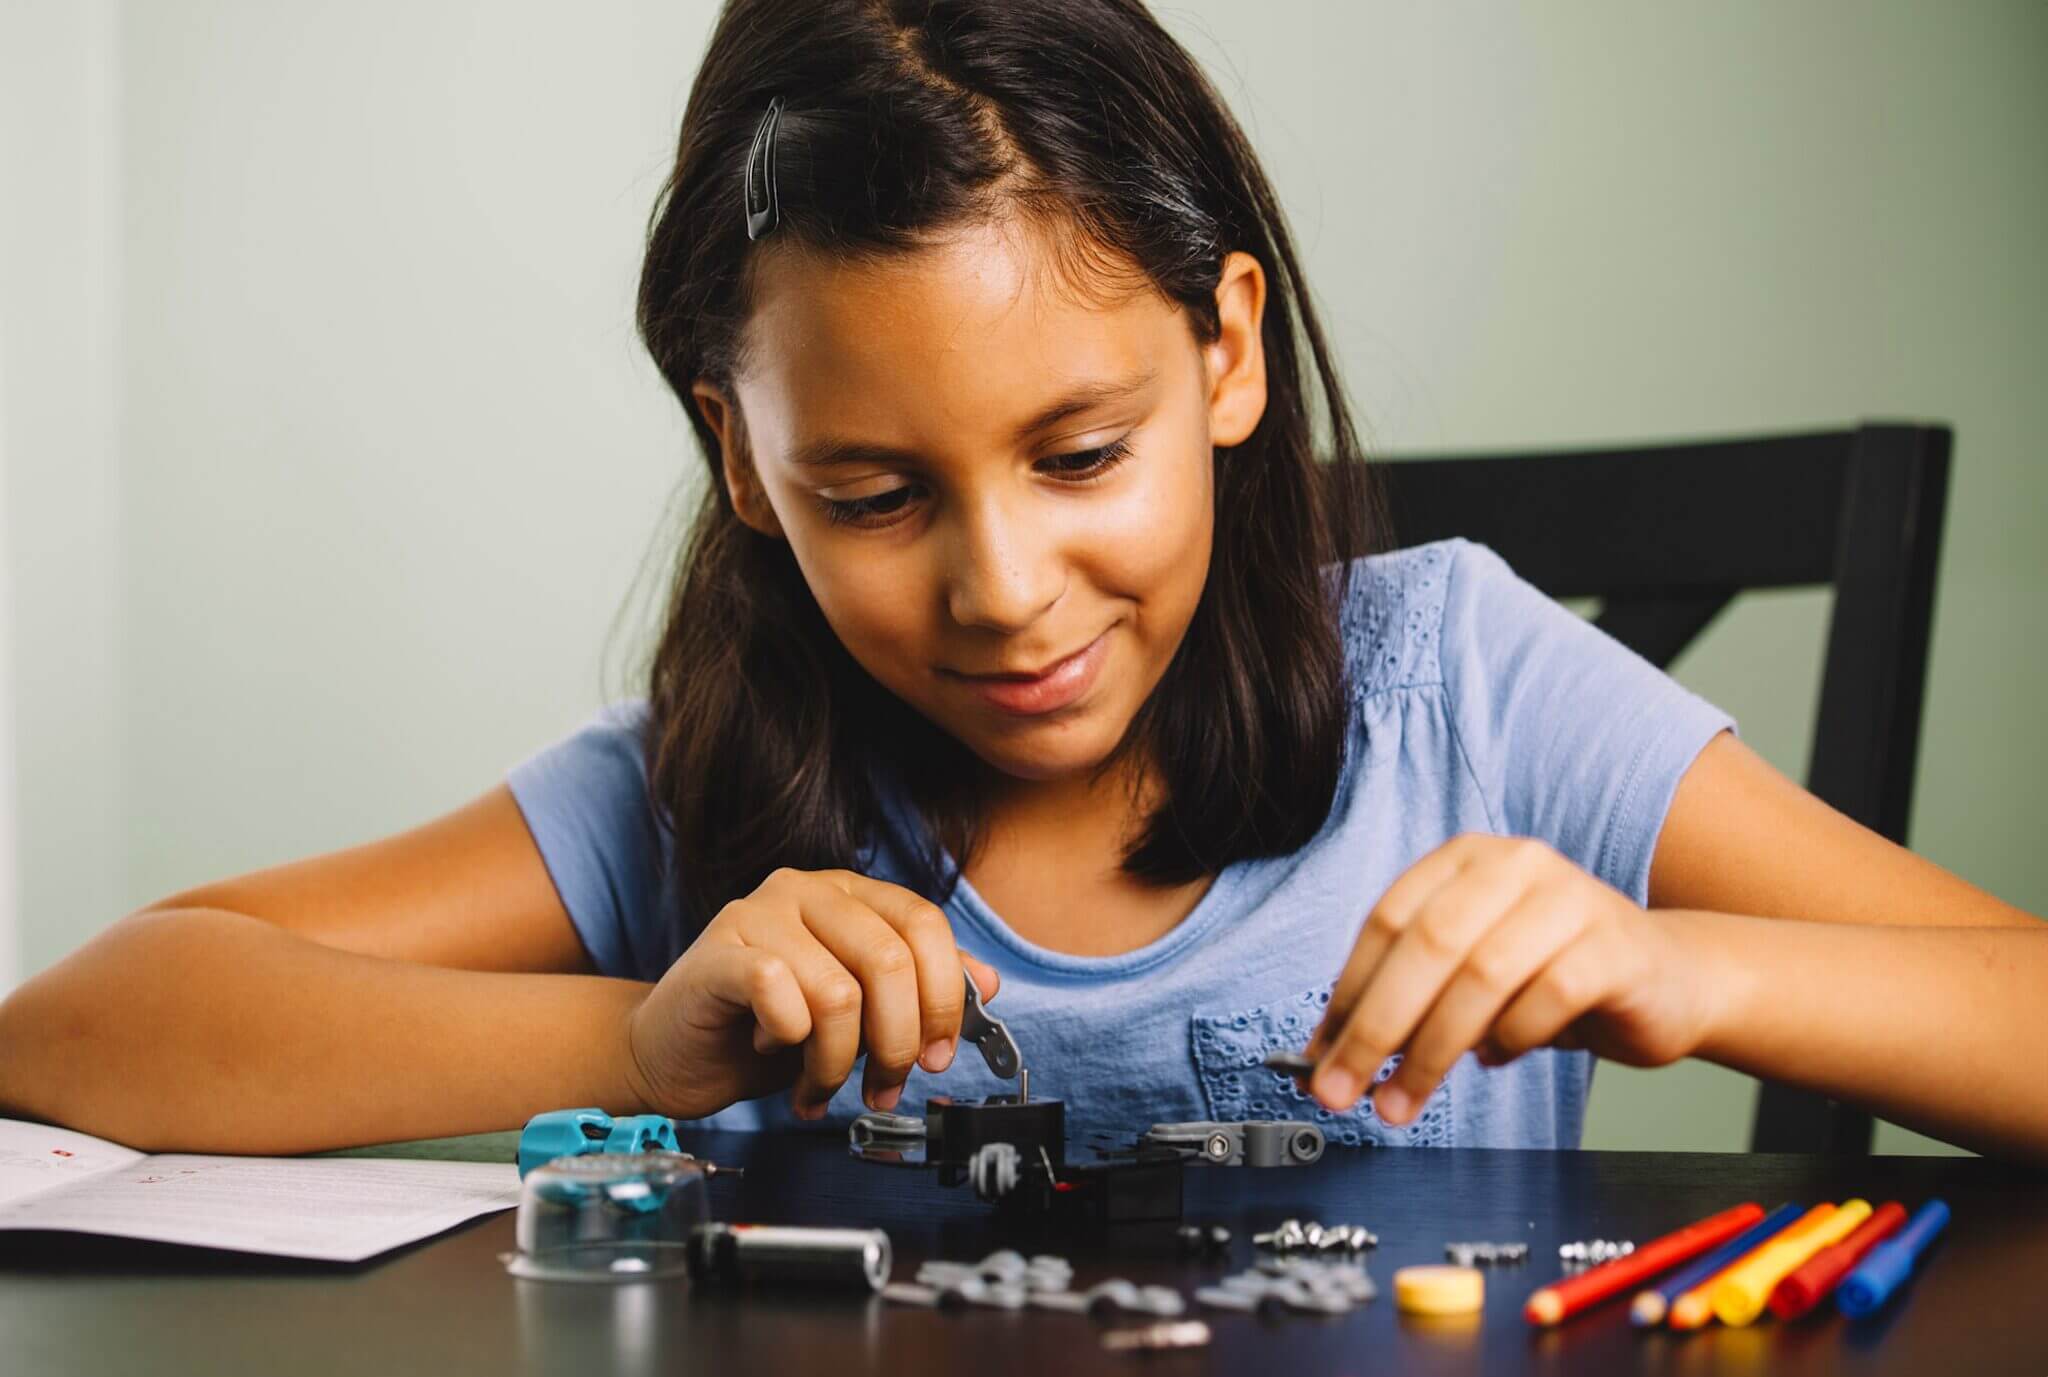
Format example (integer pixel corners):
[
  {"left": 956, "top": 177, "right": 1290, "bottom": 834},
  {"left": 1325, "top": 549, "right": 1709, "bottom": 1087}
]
[{"left": 744, "top": 96, "right": 784, "bottom": 241}]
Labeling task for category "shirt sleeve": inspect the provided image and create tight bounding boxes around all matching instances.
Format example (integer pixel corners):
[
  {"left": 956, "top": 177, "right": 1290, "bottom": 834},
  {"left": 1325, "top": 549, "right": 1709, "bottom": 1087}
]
[
  {"left": 505, "top": 701, "right": 675, "bottom": 981},
  {"left": 1436, "top": 539, "right": 1737, "bottom": 904}
]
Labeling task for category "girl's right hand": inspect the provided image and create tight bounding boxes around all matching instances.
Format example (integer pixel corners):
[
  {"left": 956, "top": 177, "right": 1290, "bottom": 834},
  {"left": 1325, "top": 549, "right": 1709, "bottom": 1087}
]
[{"left": 623, "top": 868, "right": 999, "bottom": 1122}]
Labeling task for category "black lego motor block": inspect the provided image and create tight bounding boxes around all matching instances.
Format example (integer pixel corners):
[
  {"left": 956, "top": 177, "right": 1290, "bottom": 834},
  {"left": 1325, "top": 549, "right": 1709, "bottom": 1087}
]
[
  {"left": 924, "top": 1096, "right": 1184, "bottom": 1230},
  {"left": 925, "top": 1095, "right": 1066, "bottom": 1173}
]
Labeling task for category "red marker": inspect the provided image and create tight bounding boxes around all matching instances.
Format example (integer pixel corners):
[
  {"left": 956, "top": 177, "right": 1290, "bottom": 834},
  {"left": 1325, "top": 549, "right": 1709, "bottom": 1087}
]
[
  {"left": 1768, "top": 1201, "right": 1908, "bottom": 1320},
  {"left": 1524, "top": 1203, "right": 1765, "bottom": 1327}
]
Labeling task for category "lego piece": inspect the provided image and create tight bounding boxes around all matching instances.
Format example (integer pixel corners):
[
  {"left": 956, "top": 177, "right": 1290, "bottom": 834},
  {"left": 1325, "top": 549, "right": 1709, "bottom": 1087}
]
[
  {"left": 1253, "top": 1256, "right": 1378, "bottom": 1302},
  {"left": 881, "top": 1282, "right": 945, "bottom": 1308},
  {"left": 1100, "top": 1320, "right": 1212, "bottom": 1353},
  {"left": 1138, "top": 1120, "right": 1325, "bottom": 1167},
  {"left": 960, "top": 971, "right": 1022, "bottom": 1080},
  {"left": 1028, "top": 1279, "right": 1184, "bottom": 1318},
  {"left": 517, "top": 1107, "right": 679, "bottom": 1179},
  {"left": 1394, "top": 1265, "right": 1484, "bottom": 1316},
  {"left": 1254, "top": 1218, "right": 1374, "bottom": 1254}
]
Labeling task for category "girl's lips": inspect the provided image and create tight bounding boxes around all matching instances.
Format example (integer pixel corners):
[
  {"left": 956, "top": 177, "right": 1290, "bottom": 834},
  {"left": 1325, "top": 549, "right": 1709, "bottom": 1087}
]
[{"left": 950, "top": 632, "right": 1109, "bottom": 717}]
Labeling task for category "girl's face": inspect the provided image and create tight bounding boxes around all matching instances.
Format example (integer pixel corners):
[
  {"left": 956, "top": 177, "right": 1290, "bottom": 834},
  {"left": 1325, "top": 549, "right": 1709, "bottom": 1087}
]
[{"left": 695, "top": 220, "right": 1268, "bottom": 785}]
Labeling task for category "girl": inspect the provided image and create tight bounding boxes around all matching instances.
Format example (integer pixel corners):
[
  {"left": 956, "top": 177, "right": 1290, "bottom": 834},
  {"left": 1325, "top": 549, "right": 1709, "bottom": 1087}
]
[{"left": 3, "top": 0, "right": 2043, "bottom": 1161}]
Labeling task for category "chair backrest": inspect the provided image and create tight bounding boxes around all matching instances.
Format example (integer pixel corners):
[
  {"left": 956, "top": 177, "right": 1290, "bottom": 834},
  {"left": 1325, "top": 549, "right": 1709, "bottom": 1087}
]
[{"left": 1356, "top": 421, "right": 1953, "bottom": 1153}]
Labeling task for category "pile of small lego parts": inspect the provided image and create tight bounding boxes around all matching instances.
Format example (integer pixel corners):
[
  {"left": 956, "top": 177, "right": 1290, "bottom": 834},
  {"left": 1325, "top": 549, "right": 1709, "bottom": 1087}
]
[
  {"left": 881, "top": 1249, "right": 1183, "bottom": 1318},
  {"left": 1250, "top": 1216, "right": 1378, "bottom": 1255},
  {"left": 1559, "top": 1238, "right": 1635, "bottom": 1270}
]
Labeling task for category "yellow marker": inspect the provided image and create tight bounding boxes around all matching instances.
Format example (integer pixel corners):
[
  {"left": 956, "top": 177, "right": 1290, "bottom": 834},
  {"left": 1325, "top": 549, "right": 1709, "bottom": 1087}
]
[
  {"left": 1668, "top": 1203, "right": 1835, "bottom": 1329},
  {"left": 1394, "top": 1265, "right": 1485, "bottom": 1316},
  {"left": 1712, "top": 1199, "right": 1872, "bottom": 1326}
]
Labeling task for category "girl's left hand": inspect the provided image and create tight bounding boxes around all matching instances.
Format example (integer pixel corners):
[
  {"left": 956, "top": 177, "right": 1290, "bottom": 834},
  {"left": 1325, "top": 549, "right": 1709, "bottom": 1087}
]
[{"left": 1303, "top": 834, "right": 1729, "bottom": 1125}]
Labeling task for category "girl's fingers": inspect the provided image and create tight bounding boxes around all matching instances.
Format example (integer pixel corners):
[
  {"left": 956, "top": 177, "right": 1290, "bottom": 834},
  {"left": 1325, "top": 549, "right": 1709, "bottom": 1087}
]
[
  {"left": 830, "top": 872, "right": 973, "bottom": 1073},
  {"left": 1489, "top": 936, "right": 1613, "bottom": 1062},
  {"left": 962, "top": 954, "right": 1000, "bottom": 1003},
  {"left": 1307, "top": 836, "right": 1478, "bottom": 1057},
  {"left": 1312, "top": 852, "right": 1536, "bottom": 1111},
  {"left": 694, "top": 941, "right": 815, "bottom": 1052},
  {"left": 785, "top": 881, "right": 926, "bottom": 1111},
  {"left": 1373, "top": 886, "right": 1588, "bottom": 1122},
  {"left": 736, "top": 919, "right": 868, "bottom": 1119}
]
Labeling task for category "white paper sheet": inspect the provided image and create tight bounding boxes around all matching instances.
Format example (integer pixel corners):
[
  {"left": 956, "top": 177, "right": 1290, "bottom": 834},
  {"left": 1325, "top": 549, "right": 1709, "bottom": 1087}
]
[
  {"left": 0, "top": 1119, "right": 143, "bottom": 1207},
  {"left": 0, "top": 1119, "right": 520, "bottom": 1261}
]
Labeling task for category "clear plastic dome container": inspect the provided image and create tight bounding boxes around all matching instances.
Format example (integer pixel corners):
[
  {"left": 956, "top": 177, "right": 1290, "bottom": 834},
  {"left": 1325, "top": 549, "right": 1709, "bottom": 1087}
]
[{"left": 501, "top": 1151, "right": 710, "bottom": 1282}]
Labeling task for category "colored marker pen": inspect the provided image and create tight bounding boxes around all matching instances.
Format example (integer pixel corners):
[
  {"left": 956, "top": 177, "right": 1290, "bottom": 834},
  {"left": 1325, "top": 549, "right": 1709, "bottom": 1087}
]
[{"left": 1837, "top": 1199, "right": 1949, "bottom": 1319}]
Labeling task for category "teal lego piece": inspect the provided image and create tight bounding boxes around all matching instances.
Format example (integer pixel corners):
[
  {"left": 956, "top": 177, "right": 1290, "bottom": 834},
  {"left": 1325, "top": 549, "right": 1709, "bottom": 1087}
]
[{"left": 518, "top": 1107, "right": 681, "bottom": 1179}]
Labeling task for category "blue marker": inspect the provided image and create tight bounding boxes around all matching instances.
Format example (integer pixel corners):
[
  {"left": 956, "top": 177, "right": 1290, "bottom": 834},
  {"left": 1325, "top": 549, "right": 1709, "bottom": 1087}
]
[
  {"left": 1631, "top": 1202, "right": 1805, "bottom": 1327},
  {"left": 1837, "top": 1199, "right": 1950, "bottom": 1318}
]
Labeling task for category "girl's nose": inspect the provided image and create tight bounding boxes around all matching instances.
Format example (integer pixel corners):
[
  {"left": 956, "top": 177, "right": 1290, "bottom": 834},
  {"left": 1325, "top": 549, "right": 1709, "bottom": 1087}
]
[{"left": 943, "top": 500, "right": 1064, "bottom": 633}]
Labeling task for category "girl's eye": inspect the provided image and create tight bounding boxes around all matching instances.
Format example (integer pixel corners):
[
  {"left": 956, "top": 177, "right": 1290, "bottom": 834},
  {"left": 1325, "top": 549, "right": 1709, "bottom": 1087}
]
[
  {"left": 819, "top": 484, "right": 921, "bottom": 527},
  {"left": 1040, "top": 434, "right": 1136, "bottom": 480},
  {"left": 815, "top": 435, "right": 1136, "bottom": 529}
]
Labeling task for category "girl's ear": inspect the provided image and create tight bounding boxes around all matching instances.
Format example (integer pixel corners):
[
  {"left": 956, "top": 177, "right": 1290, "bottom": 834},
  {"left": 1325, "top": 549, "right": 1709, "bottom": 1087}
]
[
  {"left": 691, "top": 381, "right": 786, "bottom": 538},
  {"left": 1203, "top": 250, "right": 1269, "bottom": 449}
]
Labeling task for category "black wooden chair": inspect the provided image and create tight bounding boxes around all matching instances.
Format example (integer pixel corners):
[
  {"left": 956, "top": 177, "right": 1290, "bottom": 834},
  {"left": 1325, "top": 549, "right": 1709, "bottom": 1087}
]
[{"left": 1359, "top": 421, "right": 1953, "bottom": 1153}]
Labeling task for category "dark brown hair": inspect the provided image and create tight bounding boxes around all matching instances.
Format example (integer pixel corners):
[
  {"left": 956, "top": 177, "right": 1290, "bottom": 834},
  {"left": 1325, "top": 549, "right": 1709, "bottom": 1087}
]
[{"left": 636, "top": 0, "right": 1381, "bottom": 937}]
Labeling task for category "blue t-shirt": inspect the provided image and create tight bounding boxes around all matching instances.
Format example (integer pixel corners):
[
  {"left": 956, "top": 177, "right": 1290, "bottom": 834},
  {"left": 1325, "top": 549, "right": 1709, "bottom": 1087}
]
[{"left": 507, "top": 539, "right": 1734, "bottom": 1148}]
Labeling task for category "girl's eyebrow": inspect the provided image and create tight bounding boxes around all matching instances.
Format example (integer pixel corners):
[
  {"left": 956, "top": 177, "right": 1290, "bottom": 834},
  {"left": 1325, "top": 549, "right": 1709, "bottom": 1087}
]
[{"left": 787, "top": 368, "right": 1159, "bottom": 470}]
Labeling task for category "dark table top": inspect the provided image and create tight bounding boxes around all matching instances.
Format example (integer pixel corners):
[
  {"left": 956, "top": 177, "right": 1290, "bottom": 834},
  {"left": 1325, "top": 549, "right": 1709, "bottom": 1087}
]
[{"left": 2, "top": 1129, "right": 2043, "bottom": 1377}]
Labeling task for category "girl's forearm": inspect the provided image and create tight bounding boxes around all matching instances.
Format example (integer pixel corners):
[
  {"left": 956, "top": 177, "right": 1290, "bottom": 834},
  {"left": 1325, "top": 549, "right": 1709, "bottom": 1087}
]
[
  {"left": 0, "top": 908, "right": 652, "bottom": 1154},
  {"left": 1673, "top": 908, "right": 2048, "bottom": 1160}
]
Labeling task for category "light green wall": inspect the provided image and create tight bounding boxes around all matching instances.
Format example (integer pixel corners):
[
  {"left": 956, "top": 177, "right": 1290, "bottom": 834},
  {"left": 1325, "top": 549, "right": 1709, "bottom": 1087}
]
[
  {"left": 0, "top": 0, "right": 124, "bottom": 995},
  {"left": 7, "top": 2, "right": 2042, "bottom": 1153}
]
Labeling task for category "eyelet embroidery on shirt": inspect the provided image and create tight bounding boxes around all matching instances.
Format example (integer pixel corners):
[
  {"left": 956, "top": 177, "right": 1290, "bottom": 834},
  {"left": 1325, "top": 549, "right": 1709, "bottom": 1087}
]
[
  {"left": 1190, "top": 986, "right": 1454, "bottom": 1148},
  {"left": 1335, "top": 542, "right": 1450, "bottom": 715}
]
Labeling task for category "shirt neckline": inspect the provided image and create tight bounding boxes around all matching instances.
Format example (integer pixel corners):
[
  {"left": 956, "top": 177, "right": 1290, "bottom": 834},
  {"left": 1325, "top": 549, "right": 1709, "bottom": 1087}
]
[{"left": 873, "top": 772, "right": 1252, "bottom": 979}]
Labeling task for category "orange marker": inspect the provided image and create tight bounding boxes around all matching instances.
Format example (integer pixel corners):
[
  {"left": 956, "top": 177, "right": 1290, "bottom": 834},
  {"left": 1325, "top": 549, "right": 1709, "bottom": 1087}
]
[
  {"left": 1522, "top": 1203, "right": 1764, "bottom": 1328},
  {"left": 1668, "top": 1203, "right": 1834, "bottom": 1330}
]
